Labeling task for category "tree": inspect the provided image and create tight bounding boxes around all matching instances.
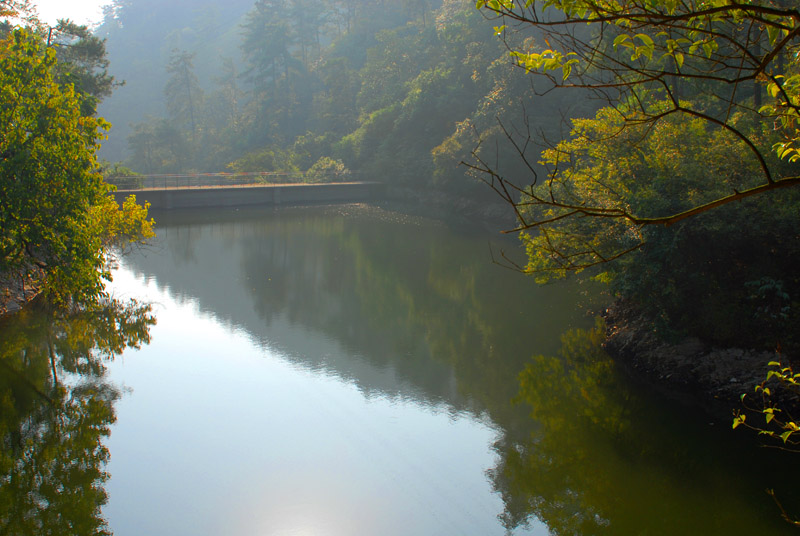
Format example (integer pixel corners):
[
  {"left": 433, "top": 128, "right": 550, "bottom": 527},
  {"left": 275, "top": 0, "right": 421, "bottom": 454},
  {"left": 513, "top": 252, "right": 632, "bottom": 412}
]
[
  {"left": 49, "top": 19, "right": 118, "bottom": 116},
  {"left": 305, "top": 156, "right": 350, "bottom": 182},
  {"left": 291, "top": 0, "right": 324, "bottom": 67},
  {"left": 240, "top": 0, "right": 294, "bottom": 92},
  {"left": 127, "top": 117, "right": 189, "bottom": 174},
  {"left": 208, "top": 57, "right": 244, "bottom": 135},
  {"left": 473, "top": 0, "right": 800, "bottom": 275},
  {"left": 164, "top": 48, "right": 203, "bottom": 134},
  {"left": 0, "top": 0, "right": 37, "bottom": 32},
  {"left": 0, "top": 29, "right": 154, "bottom": 304}
]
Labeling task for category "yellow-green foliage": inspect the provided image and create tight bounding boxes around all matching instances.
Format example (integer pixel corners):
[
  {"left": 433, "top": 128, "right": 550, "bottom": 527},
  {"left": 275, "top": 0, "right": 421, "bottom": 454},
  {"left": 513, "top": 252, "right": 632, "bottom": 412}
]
[
  {"left": 736, "top": 361, "right": 800, "bottom": 448},
  {"left": 521, "top": 105, "right": 768, "bottom": 282},
  {"left": 0, "top": 29, "right": 154, "bottom": 304}
]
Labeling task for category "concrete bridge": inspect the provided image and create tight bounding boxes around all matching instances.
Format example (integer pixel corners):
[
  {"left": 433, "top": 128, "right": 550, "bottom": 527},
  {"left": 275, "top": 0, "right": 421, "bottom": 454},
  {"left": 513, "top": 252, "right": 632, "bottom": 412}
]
[{"left": 112, "top": 181, "right": 386, "bottom": 210}]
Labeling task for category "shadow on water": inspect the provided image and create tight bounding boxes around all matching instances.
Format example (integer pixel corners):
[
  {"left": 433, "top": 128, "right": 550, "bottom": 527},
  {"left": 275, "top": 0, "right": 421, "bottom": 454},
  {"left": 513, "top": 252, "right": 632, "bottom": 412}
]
[
  {"left": 494, "top": 320, "right": 800, "bottom": 535},
  {"left": 0, "top": 299, "right": 155, "bottom": 535}
]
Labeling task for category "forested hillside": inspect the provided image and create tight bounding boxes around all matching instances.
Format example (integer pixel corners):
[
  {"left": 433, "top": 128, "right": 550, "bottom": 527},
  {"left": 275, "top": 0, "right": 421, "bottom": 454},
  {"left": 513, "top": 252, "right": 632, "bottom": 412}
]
[{"left": 95, "top": 0, "right": 587, "bottom": 201}]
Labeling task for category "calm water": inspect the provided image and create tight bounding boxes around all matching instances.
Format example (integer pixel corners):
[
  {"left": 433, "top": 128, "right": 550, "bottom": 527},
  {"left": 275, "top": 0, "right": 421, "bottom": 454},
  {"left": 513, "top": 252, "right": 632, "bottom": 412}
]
[{"left": 1, "top": 205, "right": 798, "bottom": 535}]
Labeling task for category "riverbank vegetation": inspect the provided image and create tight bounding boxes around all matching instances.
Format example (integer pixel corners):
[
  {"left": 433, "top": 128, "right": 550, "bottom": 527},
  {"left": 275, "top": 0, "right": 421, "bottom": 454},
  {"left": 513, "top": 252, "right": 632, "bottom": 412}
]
[
  {"left": 0, "top": 6, "right": 154, "bottom": 308},
  {"left": 0, "top": 8, "right": 158, "bottom": 527},
  {"left": 475, "top": 0, "right": 800, "bottom": 353}
]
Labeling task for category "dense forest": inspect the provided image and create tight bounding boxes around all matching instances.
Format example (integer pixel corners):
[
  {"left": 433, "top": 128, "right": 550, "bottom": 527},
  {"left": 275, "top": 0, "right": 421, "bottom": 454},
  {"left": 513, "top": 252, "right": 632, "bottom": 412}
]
[{"left": 95, "top": 0, "right": 582, "bottom": 202}]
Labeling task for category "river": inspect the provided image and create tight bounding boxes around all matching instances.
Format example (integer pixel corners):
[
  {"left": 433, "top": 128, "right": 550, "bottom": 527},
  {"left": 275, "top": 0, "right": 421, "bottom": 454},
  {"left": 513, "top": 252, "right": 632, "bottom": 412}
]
[{"left": 1, "top": 204, "right": 798, "bottom": 535}]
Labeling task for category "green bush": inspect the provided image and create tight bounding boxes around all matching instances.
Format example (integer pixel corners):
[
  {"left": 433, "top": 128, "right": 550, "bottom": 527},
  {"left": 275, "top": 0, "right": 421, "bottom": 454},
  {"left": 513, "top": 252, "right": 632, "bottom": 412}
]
[{"left": 305, "top": 157, "right": 351, "bottom": 183}]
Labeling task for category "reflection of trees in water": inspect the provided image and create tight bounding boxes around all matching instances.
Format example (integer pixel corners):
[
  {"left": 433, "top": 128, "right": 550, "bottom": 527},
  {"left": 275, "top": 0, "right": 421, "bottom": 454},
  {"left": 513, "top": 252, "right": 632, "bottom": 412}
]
[
  {"left": 0, "top": 299, "right": 155, "bottom": 535},
  {"left": 234, "top": 208, "right": 582, "bottom": 415},
  {"left": 492, "top": 321, "right": 800, "bottom": 535},
  {"left": 108, "top": 208, "right": 800, "bottom": 533},
  {"left": 236, "top": 211, "right": 477, "bottom": 405},
  {"left": 491, "top": 320, "right": 628, "bottom": 534}
]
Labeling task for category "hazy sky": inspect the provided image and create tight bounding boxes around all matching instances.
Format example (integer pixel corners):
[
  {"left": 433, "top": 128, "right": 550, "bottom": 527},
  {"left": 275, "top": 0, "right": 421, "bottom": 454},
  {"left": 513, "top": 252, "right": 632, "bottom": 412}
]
[{"left": 32, "top": 0, "right": 109, "bottom": 26}]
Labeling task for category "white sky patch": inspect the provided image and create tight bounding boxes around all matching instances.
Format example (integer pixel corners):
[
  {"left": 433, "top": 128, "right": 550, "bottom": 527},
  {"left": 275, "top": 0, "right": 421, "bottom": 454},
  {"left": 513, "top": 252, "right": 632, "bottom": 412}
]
[{"left": 31, "top": 0, "right": 109, "bottom": 26}]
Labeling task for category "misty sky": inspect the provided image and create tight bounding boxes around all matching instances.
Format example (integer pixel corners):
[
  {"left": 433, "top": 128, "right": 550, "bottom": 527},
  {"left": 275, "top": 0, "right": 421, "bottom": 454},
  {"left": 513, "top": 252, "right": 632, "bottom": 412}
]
[{"left": 33, "top": 0, "right": 108, "bottom": 26}]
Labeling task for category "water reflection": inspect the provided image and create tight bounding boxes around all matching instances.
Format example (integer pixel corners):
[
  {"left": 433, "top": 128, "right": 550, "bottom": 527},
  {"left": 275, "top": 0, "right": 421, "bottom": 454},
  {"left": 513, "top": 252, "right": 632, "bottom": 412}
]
[
  {"left": 126, "top": 206, "right": 593, "bottom": 414},
  {"left": 494, "top": 320, "right": 800, "bottom": 535},
  {"left": 0, "top": 299, "right": 155, "bottom": 534},
  {"left": 101, "top": 205, "right": 800, "bottom": 535}
]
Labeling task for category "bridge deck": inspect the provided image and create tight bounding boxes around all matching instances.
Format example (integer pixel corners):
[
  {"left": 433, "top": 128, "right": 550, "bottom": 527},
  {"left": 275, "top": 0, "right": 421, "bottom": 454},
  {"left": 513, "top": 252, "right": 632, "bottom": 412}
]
[{"left": 113, "top": 181, "right": 384, "bottom": 210}]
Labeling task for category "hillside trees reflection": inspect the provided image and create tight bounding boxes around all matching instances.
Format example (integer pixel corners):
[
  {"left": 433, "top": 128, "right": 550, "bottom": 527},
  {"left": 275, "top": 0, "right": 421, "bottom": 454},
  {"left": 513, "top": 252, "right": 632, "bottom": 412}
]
[
  {"left": 0, "top": 299, "right": 155, "bottom": 535},
  {"left": 127, "top": 208, "right": 590, "bottom": 413}
]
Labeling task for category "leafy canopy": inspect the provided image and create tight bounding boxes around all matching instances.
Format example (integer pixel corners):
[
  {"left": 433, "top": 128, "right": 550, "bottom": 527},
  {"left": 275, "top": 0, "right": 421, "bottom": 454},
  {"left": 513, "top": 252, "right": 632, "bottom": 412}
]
[{"left": 475, "top": 0, "right": 800, "bottom": 276}]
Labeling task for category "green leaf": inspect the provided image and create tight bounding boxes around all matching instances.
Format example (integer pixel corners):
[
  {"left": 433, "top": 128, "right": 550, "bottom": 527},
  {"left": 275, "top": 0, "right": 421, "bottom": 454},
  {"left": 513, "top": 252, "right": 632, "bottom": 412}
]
[
  {"left": 768, "top": 83, "right": 781, "bottom": 98},
  {"left": 767, "top": 370, "right": 781, "bottom": 381},
  {"left": 613, "top": 34, "right": 632, "bottom": 50},
  {"left": 767, "top": 25, "right": 779, "bottom": 45},
  {"left": 635, "top": 33, "right": 654, "bottom": 47}
]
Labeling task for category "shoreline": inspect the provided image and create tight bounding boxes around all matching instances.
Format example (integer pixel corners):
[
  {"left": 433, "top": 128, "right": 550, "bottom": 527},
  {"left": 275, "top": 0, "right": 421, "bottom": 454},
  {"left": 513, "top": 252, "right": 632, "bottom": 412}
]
[
  {"left": 0, "top": 270, "right": 42, "bottom": 318},
  {"left": 602, "top": 300, "right": 787, "bottom": 422}
]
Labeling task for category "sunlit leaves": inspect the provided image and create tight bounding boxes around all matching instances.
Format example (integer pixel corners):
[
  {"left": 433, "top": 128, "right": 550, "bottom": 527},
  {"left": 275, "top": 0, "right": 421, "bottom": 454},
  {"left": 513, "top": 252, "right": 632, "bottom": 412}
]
[
  {"left": 476, "top": 0, "right": 800, "bottom": 182},
  {"left": 515, "top": 102, "right": 764, "bottom": 280},
  {"left": 736, "top": 361, "right": 800, "bottom": 448},
  {"left": 760, "top": 74, "right": 800, "bottom": 164},
  {"left": 476, "top": 0, "right": 515, "bottom": 10},
  {"left": 732, "top": 414, "right": 746, "bottom": 429},
  {"left": 0, "top": 28, "right": 154, "bottom": 304},
  {"left": 510, "top": 49, "right": 579, "bottom": 81}
]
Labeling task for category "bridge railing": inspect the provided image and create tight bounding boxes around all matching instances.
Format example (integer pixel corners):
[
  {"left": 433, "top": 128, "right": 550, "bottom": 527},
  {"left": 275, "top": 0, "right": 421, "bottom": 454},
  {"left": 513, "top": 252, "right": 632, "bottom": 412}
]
[{"left": 106, "top": 171, "right": 325, "bottom": 190}]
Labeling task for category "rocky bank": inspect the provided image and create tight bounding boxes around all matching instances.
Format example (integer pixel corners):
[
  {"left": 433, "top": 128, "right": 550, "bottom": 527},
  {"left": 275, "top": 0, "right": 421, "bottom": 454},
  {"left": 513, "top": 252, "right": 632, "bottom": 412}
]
[
  {"left": 602, "top": 300, "right": 792, "bottom": 422},
  {"left": 0, "top": 270, "right": 42, "bottom": 318}
]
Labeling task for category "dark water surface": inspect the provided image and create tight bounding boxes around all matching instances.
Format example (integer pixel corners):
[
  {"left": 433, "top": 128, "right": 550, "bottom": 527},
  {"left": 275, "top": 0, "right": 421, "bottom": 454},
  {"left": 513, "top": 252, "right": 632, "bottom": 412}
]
[{"left": 1, "top": 205, "right": 798, "bottom": 535}]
